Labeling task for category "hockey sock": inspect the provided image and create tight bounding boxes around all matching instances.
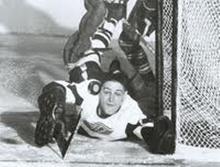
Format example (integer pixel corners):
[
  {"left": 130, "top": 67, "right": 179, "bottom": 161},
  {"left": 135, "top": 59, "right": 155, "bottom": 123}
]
[{"left": 129, "top": 48, "right": 155, "bottom": 84}]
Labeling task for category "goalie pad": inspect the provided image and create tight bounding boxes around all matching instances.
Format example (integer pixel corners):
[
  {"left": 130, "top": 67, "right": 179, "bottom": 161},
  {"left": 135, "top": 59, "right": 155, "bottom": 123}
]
[
  {"left": 35, "top": 81, "right": 83, "bottom": 158},
  {"left": 35, "top": 81, "right": 82, "bottom": 144},
  {"left": 35, "top": 82, "right": 67, "bottom": 146}
]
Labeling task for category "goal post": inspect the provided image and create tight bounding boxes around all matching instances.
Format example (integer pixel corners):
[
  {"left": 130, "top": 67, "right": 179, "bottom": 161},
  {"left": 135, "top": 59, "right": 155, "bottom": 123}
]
[
  {"left": 156, "top": 0, "right": 177, "bottom": 125},
  {"left": 158, "top": 0, "right": 220, "bottom": 148}
]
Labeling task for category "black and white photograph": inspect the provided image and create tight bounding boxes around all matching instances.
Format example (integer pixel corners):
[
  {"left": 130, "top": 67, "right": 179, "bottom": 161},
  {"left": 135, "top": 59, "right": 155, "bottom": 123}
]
[{"left": 0, "top": 0, "right": 219, "bottom": 166}]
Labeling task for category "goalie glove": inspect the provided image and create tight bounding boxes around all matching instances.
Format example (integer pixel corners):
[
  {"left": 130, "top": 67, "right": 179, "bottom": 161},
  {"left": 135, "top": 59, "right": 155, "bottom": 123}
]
[{"left": 141, "top": 116, "right": 175, "bottom": 154}]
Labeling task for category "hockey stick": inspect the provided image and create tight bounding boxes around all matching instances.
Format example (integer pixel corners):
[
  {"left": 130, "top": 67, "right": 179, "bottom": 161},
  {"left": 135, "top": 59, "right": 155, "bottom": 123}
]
[{"left": 53, "top": 109, "right": 81, "bottom": 159}]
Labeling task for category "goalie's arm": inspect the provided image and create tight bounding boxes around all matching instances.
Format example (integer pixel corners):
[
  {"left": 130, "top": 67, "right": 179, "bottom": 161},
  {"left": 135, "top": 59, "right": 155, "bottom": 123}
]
[{"left": 126, "top": 116, "right": 175, "bottom": 154}]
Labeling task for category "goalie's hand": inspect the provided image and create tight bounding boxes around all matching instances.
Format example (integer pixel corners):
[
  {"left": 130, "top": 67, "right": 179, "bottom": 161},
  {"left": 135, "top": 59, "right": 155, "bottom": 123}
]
[{"left": 141, "top": 116, "right": 175, "bottom": 154}]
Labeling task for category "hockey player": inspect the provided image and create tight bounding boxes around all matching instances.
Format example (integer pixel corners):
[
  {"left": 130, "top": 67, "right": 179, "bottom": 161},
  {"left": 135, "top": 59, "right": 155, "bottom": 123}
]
[
  {"left": 64, "top": 0, "right": 156, "bottom": 82},
  {"left": 63, "top": 0, "right": 157, "bottom": 101},
  {"left": 35, "top": 56, "right": 175, "bottom": 155},
  {"left": 35, "top": 0, "right": 174, "bottom": 155},
  {"left": 63, "top": 0, "right": 128, "bottom": 65}
]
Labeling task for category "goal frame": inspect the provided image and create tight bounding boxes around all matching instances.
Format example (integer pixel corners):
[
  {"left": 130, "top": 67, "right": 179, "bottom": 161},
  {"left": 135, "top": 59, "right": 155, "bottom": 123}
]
[{"left": 156, "top": 0, "right": 178, "bottom": 139}]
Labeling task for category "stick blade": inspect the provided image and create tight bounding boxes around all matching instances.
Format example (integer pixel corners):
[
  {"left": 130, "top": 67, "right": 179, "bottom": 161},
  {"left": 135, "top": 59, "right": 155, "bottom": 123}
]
[{"left": 54, "top": 112, "right": 81, "bottom": 159}]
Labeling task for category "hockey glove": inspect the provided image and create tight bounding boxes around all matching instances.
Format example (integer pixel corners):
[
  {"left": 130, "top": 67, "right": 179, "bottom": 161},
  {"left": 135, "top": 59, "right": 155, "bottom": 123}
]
[{"left": 141, "top": 116, "right": 175, "bottom": 154}]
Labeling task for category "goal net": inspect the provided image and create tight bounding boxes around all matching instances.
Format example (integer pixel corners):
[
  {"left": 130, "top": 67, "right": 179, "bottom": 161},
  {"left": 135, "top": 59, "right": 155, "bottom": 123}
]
[{"left": 162, "top": 0, "right": 220, "bottom": 148}]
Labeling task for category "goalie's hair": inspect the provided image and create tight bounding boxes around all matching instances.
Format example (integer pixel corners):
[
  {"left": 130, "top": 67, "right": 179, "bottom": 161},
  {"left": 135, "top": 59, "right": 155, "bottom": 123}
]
[{"left": 103, "top": 58, "right": 129, "bottom": 91}]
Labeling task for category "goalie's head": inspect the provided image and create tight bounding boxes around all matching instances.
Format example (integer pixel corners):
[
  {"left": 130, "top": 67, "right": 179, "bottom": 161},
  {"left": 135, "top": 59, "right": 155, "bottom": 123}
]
[
  {"left": 103, "top": 58, "right": 129, "bottom": 91},
  {"left": 98, "top": 59, "right": 129, "bottom": 118}
]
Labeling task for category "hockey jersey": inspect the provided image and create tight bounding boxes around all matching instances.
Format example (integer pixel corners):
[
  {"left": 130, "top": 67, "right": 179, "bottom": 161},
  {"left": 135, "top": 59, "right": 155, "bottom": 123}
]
[{"left": 55, "top": 80, "right": 147, "bottom": 141}]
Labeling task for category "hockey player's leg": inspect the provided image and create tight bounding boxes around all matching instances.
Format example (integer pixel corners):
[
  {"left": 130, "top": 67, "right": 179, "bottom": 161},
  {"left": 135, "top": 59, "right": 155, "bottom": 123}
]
[
  {"left": 35, "top": 82, "right": 67, "bottom": 146},
  {"left": 63, "top": 31, "right": 80, "bottom": 65},
  {"left": 71, "top": 0, "right": 106, "bottom": 64},
  {"left": 90, "top": 1, "right": 128, "bottom": 49},
  {"left": 79, "top": 0, "right": 106, "bottom": 33},
  {"left": 141, "top": 116, "right": 175, "bottom": 154},
  {"left": 119, "top": 0, "right": 156, "bottom": 85},
  {"left": 63, "top": 0, "right": 106, "bottom": 65},
  {"left": 118, "top": 32, "right": 156, "bottom": 100}
]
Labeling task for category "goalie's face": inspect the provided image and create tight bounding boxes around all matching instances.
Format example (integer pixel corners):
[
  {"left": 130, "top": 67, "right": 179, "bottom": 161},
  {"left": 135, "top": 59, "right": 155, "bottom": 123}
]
[{"left": 99, "top": 81, "right": 126, "bottom": 117}]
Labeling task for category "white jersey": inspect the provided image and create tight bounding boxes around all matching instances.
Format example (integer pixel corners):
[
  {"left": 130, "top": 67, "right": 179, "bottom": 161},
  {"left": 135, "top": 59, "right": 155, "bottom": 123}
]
[{"left": 56, "top": 80, "right": 147, "bottom": 140}]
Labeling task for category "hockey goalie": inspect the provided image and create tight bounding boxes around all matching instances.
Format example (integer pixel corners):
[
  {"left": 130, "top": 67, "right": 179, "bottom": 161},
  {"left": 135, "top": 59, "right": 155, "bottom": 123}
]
[{"left": 35, "top": 55, "right": 175, "bottom": 158}]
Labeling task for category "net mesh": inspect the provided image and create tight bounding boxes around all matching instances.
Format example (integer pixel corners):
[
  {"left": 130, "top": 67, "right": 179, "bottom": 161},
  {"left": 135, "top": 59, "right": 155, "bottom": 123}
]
[{"left": 162, "top": 0, "right": 220, "bottom": 148}]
